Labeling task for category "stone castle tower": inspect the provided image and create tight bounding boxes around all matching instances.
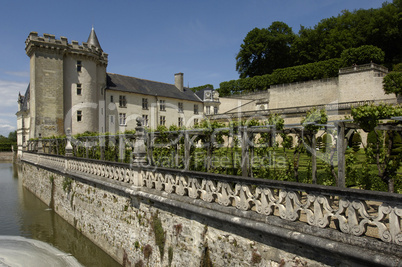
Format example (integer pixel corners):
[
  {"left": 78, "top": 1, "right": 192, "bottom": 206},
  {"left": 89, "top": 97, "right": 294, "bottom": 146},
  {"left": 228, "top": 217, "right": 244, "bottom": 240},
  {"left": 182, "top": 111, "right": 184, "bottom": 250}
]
[{"left": 23, "top": 28, "right": 108, "bottom": 138}]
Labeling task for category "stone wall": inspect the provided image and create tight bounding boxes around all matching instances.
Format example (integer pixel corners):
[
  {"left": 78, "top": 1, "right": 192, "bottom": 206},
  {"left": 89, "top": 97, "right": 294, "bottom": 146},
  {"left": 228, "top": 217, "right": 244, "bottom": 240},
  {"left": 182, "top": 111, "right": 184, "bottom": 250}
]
[
  {"left": 20, "top": 155, "right": 402, "bottom": 267},
  {"left": 219, "top": 64, "right": 397, "bottom": 116},
  {"left": 21, "top": 163, "right": 328, "bottom": 266}
]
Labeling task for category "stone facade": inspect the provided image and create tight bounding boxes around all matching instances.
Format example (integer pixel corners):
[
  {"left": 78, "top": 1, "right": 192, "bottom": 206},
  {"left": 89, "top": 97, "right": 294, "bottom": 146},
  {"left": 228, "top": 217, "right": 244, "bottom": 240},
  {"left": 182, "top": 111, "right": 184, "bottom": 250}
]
[
  {"left": 106, "top": 90, "right": 202, "bottom": 132},
  {"left": 16, "top": 30, "right": 205, "bottom": 153}
]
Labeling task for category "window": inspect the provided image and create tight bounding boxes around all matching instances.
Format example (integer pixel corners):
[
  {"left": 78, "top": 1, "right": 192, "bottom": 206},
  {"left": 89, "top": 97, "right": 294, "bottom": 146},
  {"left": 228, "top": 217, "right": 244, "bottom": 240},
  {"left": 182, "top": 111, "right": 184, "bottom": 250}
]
[
  {"left": 160, "top": 100, "right": 166, "bottom": 111},
  {"left": 110, "top": 115, "right": 114, "bottom": 123},
  {"left": 142, "top": 98, "right": 148, "bottom": 110},
  {"left": 77, "top": 61, "right": 82, "bottom": 72},
  {"left": 178, "top": 117, "right": 183, "bottom": 127},
  {"left": 214, "top": 106, "right": 218, "bottom": 115},
  {"left": 119, "top": 95, "right": 126, "bottom": 107},
  {"left": 76, "top": 83, "right": 82, "bottom": 95},
  {"left": 194, "top": 119, "right": 199, "bottom": 126},
  {"left": 110, "top": 95, "right": 114, "bottom": 103},
  {"left": 194, "top": 104, "right": 198, "bottom": 114},
  {"left": 206, "top": 106, "right": 210, "bottom": 115},
  {"left": 159, "top": 116, "right": 166, "bottom": 126},
  {"left": 119, "top": 113, "right": 126, "bottom": 126},
  {"left": 142, "top": 115, "right": 149, "bottom": 126},
  {"left": 77, "top": 110, "right": 82, "bottom": 122},
  {"left": 178, "top": 102, "right": 183, "bottom": 113}
]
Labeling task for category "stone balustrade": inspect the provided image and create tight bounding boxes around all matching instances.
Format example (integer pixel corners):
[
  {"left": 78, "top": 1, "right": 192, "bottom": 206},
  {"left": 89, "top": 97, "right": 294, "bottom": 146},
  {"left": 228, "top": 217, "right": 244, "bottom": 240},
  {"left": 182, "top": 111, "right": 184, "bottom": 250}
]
[{"left": 22, "top": 151, "right": 402, "bottom": 247}]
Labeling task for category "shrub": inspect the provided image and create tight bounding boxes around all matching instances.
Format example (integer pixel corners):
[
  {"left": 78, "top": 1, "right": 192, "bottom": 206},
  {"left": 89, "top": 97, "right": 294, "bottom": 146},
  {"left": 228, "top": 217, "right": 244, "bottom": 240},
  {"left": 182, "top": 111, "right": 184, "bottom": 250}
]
[
  {"left": 217, "top": 58, "right": 343, "bottom": 96},
  {"left": 351, "top": 132, "right": 362, "bottom": 152}
]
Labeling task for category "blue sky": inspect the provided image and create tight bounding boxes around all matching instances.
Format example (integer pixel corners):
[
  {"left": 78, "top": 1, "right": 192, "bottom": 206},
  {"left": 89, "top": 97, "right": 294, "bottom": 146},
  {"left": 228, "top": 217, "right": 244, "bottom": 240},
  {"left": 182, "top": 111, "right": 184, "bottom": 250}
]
[{"left": 0, "top": 0, "right": 387, "bottom": 136}]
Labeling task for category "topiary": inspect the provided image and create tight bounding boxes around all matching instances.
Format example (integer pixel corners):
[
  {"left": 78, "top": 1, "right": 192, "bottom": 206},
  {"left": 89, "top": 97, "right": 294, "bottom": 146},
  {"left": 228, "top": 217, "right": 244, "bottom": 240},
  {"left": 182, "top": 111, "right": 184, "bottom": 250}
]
[{"left": 351, "top": 132, "right": 362, "bottom": 152}]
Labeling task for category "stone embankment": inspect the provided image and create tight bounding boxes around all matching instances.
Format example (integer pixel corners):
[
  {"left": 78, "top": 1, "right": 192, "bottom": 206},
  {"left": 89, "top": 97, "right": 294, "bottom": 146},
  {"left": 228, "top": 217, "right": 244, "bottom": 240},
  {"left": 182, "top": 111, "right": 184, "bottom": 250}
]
[
  {"left": 19, "top": 152, "right": 402, "bottom": 267},
  {"left": 0, "top": 152, "right": 14, "bottom": 162}
]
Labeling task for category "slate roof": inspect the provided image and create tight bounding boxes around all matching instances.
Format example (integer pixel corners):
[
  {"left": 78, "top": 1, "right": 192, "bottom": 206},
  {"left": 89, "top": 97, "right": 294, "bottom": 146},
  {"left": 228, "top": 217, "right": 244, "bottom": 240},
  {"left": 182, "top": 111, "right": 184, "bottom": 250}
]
[
  {"left": 106, "top": 73, "right": 202, "bottom": 102},
  {"left": 20, "top": 84, "right": 30, "bottom": 111},
  {"left": 87, "top": 27, "right": 102, "bottom": 51}
]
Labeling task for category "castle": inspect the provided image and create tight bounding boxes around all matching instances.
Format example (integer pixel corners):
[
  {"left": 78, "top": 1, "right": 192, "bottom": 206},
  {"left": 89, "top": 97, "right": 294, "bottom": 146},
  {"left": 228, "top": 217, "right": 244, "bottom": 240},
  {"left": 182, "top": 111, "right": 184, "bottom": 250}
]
[
  {"left": 16, "top": 29, "right": 219, "bottom": 151},
  {"left": 16, "top": 28, "right": 400, "bottom": 152}
]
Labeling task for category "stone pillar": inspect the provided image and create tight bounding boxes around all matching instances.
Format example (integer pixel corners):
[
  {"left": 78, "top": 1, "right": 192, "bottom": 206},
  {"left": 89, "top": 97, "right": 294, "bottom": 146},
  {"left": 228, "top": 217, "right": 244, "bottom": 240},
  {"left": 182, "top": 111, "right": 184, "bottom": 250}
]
[
  {"left": 336, "top": 122, "right": 346, "bottom": 188},
  {"left": 133, "top": 117, "right": 147, "bottom": 165},
  {"left": 65, "top": 128, "right": 73, "bottom": 157},
  {"left": 311, "top": 132, "right": 317, "bottom": 184},
  {"left": 184, "top": 131, "right": 190, "bottom": 170},
  {"left": 37, "top": 134, "right": 43, "bottom": 153},
  {"left": 241, "top": 126, "right": 249, "bottom": 177}
]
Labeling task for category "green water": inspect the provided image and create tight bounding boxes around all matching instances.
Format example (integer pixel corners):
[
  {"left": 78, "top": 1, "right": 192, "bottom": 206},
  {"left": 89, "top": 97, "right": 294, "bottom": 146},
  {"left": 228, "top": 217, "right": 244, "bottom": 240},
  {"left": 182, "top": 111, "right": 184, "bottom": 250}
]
[{"left": 0, "top": 162, "right": 121, "bottom": 267}]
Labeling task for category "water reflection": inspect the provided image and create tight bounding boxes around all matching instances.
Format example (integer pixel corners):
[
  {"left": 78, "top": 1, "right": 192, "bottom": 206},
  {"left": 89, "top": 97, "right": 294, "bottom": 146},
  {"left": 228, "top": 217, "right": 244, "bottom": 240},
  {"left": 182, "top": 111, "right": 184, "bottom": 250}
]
[{"left": 0, "top": 162, "right": 120, "bottom": 267}]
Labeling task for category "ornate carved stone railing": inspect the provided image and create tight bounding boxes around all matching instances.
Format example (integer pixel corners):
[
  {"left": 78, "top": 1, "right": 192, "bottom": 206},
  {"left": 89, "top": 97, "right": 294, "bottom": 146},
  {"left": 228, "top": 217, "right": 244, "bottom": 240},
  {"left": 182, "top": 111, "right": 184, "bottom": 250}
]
[
  {"left": 22, "top": 152, "right": 402, "bottom": 246},
  {"left": 140, "top": 168, "right": 402, "bottom": 245}
]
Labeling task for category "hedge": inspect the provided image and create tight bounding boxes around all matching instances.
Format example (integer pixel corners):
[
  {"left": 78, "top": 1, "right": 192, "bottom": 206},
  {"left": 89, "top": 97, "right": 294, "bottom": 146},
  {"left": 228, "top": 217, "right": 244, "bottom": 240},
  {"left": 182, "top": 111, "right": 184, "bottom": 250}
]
[
  {"left": 218, "top": 58, "right": 343, "bottom": 96},
  {"left": 0, "top": 143, "right": 16, "bottom": 152}
]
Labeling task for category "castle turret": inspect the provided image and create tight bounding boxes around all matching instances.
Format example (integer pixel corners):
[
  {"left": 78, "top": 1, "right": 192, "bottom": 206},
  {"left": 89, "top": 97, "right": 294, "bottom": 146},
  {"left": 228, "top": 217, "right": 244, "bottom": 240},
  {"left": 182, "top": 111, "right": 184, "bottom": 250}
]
[
  {"left": 25, "top": 29, "right": 108, "bottom": 137},
  {"left": 87, "top": 27, "right": 102, "bottom": 51},
  {"left": 25, "top": 32, "right": 66, "bottom": 138},
  {"left": 64, "top": 28, "right": 108, "bottom": 134}
]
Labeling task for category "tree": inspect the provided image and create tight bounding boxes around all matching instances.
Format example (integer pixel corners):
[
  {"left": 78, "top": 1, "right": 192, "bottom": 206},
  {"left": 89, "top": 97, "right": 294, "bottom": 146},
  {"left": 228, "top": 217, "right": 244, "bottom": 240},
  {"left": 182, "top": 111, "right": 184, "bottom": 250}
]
[
  {"left": 341, "top": 45, "right": 385, "bottom": 67},
  {"left": 291, "top": 1, "right": 402, "bottom": 66},
  {"left": 383, "top": 72, "right": 402, "bottom": 96},
  {"left": 190, "top": 84, "right": 214, "bottom": 93},
  {"left": 383, "top": 63, "right": 402, "bottom": 97},
  {"left": 236, "top": 21, "right": 296, "bottom": 78},
  {"left": 8, "top": 131, "right": 17, "bottom": 143}
]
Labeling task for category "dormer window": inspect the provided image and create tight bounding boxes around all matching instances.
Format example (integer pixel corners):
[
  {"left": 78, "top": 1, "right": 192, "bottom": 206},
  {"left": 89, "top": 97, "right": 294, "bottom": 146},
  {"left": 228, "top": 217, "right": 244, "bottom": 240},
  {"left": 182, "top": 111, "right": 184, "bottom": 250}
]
[{"left": 204, "top": 91, "right": 212, "bottom": 100}]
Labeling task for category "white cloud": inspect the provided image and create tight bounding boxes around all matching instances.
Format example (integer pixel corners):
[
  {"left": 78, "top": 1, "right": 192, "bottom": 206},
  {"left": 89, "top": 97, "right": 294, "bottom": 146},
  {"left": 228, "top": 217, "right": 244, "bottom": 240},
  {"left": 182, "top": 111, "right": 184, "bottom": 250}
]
[
  {"left": 0, "top": 79, "right": 26, "bottom": 137},
  {"left": 0, "top": 79, "right": 28, "bottom": 108},
  {"left": 5, "top": 71, "right": 30, "bottom": 78},
  {"left": 0, "top": 124, "right": 16, "bottom": 137}
]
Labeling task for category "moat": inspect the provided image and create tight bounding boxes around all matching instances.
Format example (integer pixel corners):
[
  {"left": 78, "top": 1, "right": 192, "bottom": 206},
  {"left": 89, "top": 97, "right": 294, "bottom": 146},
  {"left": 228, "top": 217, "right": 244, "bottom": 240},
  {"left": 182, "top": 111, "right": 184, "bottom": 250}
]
[{"left": 0, "top": 162, "right": 120, "bottom": 267}]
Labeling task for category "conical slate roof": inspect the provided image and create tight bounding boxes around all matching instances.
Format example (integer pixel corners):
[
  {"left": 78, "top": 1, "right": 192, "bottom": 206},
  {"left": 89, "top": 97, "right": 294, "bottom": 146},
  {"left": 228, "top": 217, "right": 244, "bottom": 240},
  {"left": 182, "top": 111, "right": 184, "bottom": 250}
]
[{"left": 87, "top": 27, "right": 102, "bottom": 50}]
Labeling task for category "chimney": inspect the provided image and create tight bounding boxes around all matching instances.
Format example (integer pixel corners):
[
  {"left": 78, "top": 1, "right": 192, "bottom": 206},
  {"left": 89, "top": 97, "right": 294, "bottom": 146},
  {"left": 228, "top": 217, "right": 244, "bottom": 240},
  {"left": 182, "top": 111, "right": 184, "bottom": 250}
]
[{"left": 175, "top": 73, "right": 184, "bottom": 92}]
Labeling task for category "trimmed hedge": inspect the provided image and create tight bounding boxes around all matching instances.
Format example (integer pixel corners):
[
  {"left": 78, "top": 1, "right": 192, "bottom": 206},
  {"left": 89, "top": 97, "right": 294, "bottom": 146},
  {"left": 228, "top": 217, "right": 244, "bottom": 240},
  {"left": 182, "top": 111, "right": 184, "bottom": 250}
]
[
  {"left": 0, "top": 143, "right": 16, "bottom": 151},
  {"left": 218, "top": 58, "right": 343, "bottom": 96}
]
